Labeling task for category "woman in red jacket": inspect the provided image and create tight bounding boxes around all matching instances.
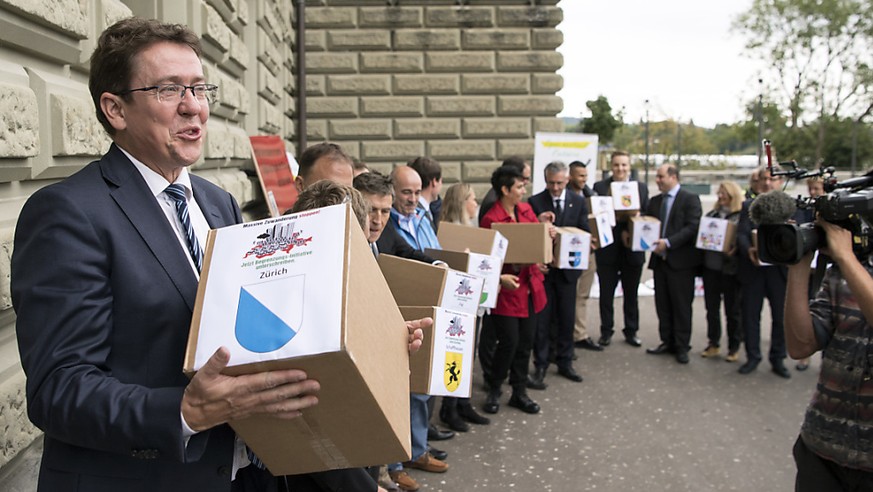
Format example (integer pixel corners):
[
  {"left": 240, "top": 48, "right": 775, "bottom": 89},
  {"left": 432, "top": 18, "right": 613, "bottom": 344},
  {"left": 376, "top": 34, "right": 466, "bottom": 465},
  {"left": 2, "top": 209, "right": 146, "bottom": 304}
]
[{"left": 479, "top": 165, "right": 549, "bottom": 415}]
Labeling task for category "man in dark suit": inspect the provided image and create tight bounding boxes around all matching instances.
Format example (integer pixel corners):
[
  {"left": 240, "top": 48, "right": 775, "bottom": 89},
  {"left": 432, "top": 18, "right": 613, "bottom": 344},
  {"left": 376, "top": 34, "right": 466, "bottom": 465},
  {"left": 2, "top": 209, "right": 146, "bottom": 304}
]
[
  {"left": 568, "top": 160, "right": 602, "bottom": 351},
  {"left": 10, "top": 18, "right": 322, "bottom": 491},
  {"left": 736, "top": 166, "right": 791, "bottom": 379},
  {"left": 527, "top": 161, "right": 590, "bottom": 386},
  {"left": 592, "top": 150, "right": 648, "bottom": 348},
  {"left": 644, "top": 164, "right": 703, "bottom": 364}
]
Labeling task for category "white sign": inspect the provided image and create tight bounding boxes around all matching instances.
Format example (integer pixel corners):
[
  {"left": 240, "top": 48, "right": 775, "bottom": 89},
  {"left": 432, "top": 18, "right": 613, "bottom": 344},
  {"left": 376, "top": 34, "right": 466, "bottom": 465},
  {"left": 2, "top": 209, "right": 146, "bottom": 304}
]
[
  {"left": 467, "top": 253, "right": 502, "bottom": 309},
  {"left": 533, "top": 132, "right": 599, "bottom": 194},
  {"left": 592, "top": 212, "right": 614, "bottom": 248},
  {"left": 556, "top": 229, "right": 591, "bottom": 270},
  {"left": 696, "top": 216, "right": 729, "bottom": 251},
  {"left": 440, "top": 270, "right": 485, "bottom": 315},
  {"left": 610, "top": 181, "right": 642, "bottom": 211},
  {"left": 589, "top": 196, "right": 616, "bottom": 227},
  {"left": 427, "top": 308, "right": 476, "bottom": 398}
]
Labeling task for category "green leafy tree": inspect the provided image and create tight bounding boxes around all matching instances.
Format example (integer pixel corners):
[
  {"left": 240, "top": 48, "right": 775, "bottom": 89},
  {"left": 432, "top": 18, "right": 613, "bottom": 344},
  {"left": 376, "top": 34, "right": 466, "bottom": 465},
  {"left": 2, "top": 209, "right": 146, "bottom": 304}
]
[
  {"left": 576, "top": 95, "right": 623, "bottom": 145},
  {"left": 734, "top": 0, "right": 873, "bottom": 160}
]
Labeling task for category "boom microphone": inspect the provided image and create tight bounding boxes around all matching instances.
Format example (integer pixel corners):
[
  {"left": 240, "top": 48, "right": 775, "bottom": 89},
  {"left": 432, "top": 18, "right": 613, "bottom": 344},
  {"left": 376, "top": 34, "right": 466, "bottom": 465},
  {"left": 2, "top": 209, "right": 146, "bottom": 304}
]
[{"left": 749, "top": 190, "right": 797, "bottom": 225}]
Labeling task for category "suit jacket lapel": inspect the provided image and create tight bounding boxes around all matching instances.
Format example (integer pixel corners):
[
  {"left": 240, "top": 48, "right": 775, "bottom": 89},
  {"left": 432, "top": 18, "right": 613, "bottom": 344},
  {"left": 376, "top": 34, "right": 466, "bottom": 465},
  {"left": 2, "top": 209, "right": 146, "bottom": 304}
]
[{"left": 101, "top": 145, "right": 200, "bottom": 311}]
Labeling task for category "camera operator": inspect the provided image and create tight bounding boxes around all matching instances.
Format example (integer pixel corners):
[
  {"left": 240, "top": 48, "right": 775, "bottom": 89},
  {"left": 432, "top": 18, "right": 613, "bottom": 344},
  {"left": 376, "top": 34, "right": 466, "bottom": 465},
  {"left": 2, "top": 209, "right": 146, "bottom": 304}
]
[{"left": 784, "top": 219, "right": 873, "bottom": 490}]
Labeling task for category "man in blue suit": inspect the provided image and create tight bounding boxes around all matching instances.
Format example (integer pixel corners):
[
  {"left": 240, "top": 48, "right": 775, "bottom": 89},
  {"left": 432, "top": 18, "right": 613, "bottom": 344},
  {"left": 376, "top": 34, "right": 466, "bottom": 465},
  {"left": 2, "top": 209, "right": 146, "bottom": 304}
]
[
  {"left": 527, "top": 161, "right": 590, "bottom": 387},
  {"left": 10, "top": 18, "right": 324, "bottom": 492}
]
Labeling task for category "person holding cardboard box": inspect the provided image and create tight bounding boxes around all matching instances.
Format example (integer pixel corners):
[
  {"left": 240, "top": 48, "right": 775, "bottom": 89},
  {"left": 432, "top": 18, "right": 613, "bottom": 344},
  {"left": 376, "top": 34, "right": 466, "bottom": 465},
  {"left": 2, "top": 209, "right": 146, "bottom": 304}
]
[
  {"left": 700, "top": 181, "right": 745, "bottom": 362},
  {"left": 479, "top": 166, "right": 548, "bottom": 415},
  {"left": 527, "top": 161, "right": 590, "bottom": 387},
  {"left": 10, "top": 18, "right": 325, "bottom": 492},
  {"left": 592, "top": 151, "right": 649, "bottom": 348},
  {"left": 644, "top": 164, "right": 703, "bottom": 364},
  {"left": 568, "top": 161, "right": 603, "bottom": 352}
]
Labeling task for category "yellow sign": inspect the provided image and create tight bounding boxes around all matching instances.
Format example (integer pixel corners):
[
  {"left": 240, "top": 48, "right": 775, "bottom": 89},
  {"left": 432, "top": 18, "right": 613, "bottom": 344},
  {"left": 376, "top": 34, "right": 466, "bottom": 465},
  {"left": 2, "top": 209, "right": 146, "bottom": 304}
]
[
  {"left": 541, "top": 141, "right": 591, "bottom": 150},
  {"left": 444, "top": 352, "right": 463, "bottom": 392}
]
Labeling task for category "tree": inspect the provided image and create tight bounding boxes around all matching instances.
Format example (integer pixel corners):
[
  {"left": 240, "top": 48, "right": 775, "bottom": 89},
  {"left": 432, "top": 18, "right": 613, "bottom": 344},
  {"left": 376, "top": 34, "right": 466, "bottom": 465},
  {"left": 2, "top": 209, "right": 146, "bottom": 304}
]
[
  {"left": 734, "top": 0, "right": 873, "bottom": 160},
  {"left": 576, "top": 95, "right": 623, "bottom": 145}
]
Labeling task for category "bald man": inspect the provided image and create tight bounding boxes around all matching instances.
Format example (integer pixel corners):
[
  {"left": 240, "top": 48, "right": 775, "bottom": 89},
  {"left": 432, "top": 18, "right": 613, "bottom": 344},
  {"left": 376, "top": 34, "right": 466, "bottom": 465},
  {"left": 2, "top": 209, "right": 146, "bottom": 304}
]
[{"left": 388, "top": 166, "right": 441, "bottom": 251}]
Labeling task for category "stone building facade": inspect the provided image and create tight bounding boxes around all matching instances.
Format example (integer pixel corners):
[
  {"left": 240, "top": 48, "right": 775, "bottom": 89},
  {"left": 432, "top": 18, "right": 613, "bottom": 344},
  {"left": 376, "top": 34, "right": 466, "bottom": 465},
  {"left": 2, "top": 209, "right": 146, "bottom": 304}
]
[{"left": 0, "top": 0, "right": 563, "bottom": 486}]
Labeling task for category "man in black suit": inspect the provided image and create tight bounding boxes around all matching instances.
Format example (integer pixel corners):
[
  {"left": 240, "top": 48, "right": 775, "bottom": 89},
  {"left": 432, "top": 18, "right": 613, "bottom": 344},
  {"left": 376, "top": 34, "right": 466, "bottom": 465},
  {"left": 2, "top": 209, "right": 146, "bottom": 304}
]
[
  {"left": 736, "top": 166, "right": 791, "bottom": 378},
  {"left": 644, "top": 164, "right": 703, "bottom": 364},
  {"left": 568, "top": 161, "right": 602, "bottom": 352},
  {"left": 592, "top": 150, "right": 648, "bottom": 348},
  {"left": 527, "top": 162, "right": 590, "bottom": 386}
]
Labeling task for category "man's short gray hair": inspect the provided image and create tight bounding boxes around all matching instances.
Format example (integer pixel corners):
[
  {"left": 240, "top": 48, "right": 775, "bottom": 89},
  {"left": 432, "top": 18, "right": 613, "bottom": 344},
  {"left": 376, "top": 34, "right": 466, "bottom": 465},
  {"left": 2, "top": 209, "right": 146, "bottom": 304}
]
[{"left": 544, "top": 161, "right": 567, "bottom": 176}]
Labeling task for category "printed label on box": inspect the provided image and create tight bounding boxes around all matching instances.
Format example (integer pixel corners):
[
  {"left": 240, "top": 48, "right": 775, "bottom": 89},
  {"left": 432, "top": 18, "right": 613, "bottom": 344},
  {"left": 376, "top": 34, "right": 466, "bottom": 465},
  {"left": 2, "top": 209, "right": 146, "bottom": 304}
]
[
  {"left": 631, "top": 218, "right": 660, "bottom": 252},
  {"left": 490, "top": 231, "right": 508, "bottom": 262},
  {"left": 589, "top": 196, "right": 616, "bottom": 227},
  {"left": 610, "top": 181, "right": 641, "bottom": 211},
  {"left": 556, "top": 231, "right": 591, "bottom": 269},
  {"left": 440, "top": 270, "right": 485, "bottom": 315},
  {"left": 429, "top": 308, "right": 476, "bottom": 397},
  {"left": 592, "top": 212, "right": 614, "bottom": 248},
  {"left": 696, "top": 217, "right": 729, "bottom": 251},
  {"left": 468, "top": 253, "right": 501, "bottom": 309}
]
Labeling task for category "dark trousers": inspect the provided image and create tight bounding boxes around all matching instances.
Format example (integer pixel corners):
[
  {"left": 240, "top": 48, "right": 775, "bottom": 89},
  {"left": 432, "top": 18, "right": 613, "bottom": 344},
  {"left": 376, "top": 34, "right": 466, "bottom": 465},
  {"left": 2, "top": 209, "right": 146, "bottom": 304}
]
[
  {"left": 652, "top": 263, "right": 696, "bottom": 353},
  {"left": 232, "top": 466, "right": 281, "bottom": 492},
  {"left": 702, "top": 268, "right": 742, "bottom": 352},
  {"left": 597, "top": 260, "right": 642, "bottom": 338},
  {"left": 485, "top": 298, "right": 535, "bottom": 392},
  {"left": 741, "top": 266, "right": 786, "bottom": 364},
  {"left": 479, "top": 313, "right": 496, "bottom": 381},
  {"left": 534, "top": 272, "right": 577, "bottom": 370},
  {"left": 793, "top": 435, "right": 873, "bottom": 492}
]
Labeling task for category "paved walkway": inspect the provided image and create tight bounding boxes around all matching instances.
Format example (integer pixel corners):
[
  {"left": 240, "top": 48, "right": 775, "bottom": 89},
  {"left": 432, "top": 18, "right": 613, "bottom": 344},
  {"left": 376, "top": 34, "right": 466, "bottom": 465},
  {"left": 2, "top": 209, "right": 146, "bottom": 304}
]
[{"left": 412, "top": 285, "right": 814, "bottom": 491}]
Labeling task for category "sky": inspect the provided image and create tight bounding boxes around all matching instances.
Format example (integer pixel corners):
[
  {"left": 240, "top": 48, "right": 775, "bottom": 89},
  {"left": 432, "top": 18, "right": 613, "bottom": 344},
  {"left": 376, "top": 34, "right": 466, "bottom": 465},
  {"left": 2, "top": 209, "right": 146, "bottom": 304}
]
[{"left": 557, "top": 0, "right": 761, "bottom": 129}]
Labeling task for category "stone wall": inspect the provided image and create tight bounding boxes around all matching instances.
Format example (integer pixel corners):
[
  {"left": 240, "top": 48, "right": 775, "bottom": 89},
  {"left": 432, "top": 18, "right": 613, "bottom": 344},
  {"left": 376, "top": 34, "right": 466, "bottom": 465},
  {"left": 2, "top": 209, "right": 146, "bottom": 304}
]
[{"left": 0, "top": 0, "right": 563, "bottom": 487}]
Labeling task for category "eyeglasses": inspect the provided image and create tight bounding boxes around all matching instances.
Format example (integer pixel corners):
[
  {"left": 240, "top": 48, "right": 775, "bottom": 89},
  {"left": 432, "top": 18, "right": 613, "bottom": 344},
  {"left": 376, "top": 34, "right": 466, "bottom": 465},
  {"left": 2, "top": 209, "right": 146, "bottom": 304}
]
[{"left": 116, "top": 84, "right": 219, "bottom": 104}]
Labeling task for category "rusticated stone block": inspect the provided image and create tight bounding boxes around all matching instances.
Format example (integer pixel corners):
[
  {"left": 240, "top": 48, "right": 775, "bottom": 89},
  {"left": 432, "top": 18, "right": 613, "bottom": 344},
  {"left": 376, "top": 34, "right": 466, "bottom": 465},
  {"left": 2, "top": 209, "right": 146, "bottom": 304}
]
[
  {"left": 359, "top": 7, "right": 422, "bottom": 28},
  {"left": 498, "top": 95, "right": 563, "bottom": 115},
  {"left": 305, "top": 7, "right": 356, "bottom": 28},
  {"left": 258, "top": 64, "right": 281, "bottom": 104},
  {"left": 428, "top": 140, "right": 495, "bottom": 161},
  {"left": 427, "top": 96, "right": 495, "bottom": 117},
  {"left": 305, "top": 120, "right": 329, "bottom": 141},
  {"left": 237, "top": 0, "right": 250, "bottom": 25},
  {"left": 328, "top": 30, "right": 391, "bottom": 51},
  {"left": 395, "top": 30, "right": 461, "bottom": 51},
  {"left": 532, "top": 28, "right": 563, "bottom": 49},
  {"left": 425, "top": 7, "right": 494, "bottom": 28},
  {"left": 394, "top": 119, "right": 461, "bottom": 140},
  {"left": 202, "top": 3, "right": 232, "bottom": 54},
  {"left": 426, "top": 52, "right": 494, "bottom": 72},
  {"left": 227, "top": 33, "right": 249, "bottom": 71},
  {"left": 361, "top": 96, "right": 424, "bottom": 117},
  {"left": 306, "top": 53, "right": 358, "bottom": 74},
  {"left": 462, "top": 74, "right": 529, "bottom": 94},
  {"left": 366, "top": 163, "right": 393, "bottom": 175},
  {"left": 0, "top": 371, "right": 40, "bottom": 469},
  {"left": 195, "top": 168, "right": 254, "bottom": 207},
  {"left": 497, "top": 6, "right": 562, "bottom": 28},
  {"left": 497, "top": 51, "right": 563, "bottom": 72},
  {"left": 463, "top": 161, "right": 501, "bottom": 181},
  {"left": 440, "top": 161, "right": 462, "bottom": 182},
  {"left": 1, "top": 0, "right": 88, "bottom": 37},
  {"left": 327, "top": 75, "right": 391, "bottom": 96},
  {"left": 0, "top": 83, "right": 39, "bottom": 158},
  {"left": 258, "top": 28, "right": 282, "bottom": 74},
  {"left": 305, "top": 30, "right": 327, "bottom": 51},
  {"left": 229, "top": 125, "right": 252, "bottom": 160},
  {"left": 394, "top": 74, "right": 459, "bottom": 95},
  {"left": 497, "top": 139, "right": 535, "bottom": 160},
  {"left": 329, "top": 120, "right": 392, "bottom": 140},
  {"left": 360, "top": 53, "right": 424, "bottom": 73},
  {"left": 534, "top": 117, "right": 565, "bottom": 134},
  {"left": 258, "top": 99, "right": 282, "bottom": 134},
  {"left": 462, "top": 29, "right": 529, "bottom": 50},
  {"left": 532, "top": 73, "right": 563, "bottom": 94},
  {"left": 258, "top": 3, "right": 281, "bottom": 42},
  {"left": 306, "top": 76, "right": 326, "bottom": 96},
  {"left": 362, "top": 141, "right": 425, "bottom": 161},
  {"left": 463, "top": 118, "right": 530, "bottom": 138},
  {"left": 50, "top": 94, "right": 111, "bottom": 156},
  {"left": 204, "top": 120, "right": 236, "bottom": 161},
  {"left": 306, "top": 97, "right": 358, "bottom": 117},
  {"left": 0, "top": 226, "right": 14, "bottom": 309}
]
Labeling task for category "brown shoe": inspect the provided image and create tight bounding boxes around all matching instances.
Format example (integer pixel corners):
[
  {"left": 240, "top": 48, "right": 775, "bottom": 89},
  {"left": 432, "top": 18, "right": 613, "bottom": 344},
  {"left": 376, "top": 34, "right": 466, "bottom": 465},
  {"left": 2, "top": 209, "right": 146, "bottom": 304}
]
[
  {"left": 404, "top": 452, "right": 449, "bottom": 473},
  {"left": 388, "top": 470, "right": 420, "bottom": 491}
]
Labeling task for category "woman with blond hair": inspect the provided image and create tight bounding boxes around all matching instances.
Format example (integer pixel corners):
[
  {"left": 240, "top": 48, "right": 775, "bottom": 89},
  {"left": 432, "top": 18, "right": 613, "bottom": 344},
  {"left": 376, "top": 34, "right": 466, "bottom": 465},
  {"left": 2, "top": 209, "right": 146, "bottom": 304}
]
[
  {"left": 440, "top": 182, "right": 478, "bottom": 226},
  {"left": 701, "top": 181, "right": 745, "bottom": 361}
]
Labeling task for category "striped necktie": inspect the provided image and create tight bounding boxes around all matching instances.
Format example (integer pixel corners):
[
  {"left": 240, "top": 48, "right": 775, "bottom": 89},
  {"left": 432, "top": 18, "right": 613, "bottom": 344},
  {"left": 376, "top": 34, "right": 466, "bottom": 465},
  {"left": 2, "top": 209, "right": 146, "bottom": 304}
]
[{"left": 165, "top": 184, "right": 203, "bottom": 271}]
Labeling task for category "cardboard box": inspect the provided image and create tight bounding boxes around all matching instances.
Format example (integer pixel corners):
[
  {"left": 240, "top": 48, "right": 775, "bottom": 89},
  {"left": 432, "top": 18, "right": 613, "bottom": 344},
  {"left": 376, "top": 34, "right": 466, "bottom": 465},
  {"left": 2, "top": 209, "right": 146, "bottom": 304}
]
[
  {"left": 589, "top": 212, "right": 615, "bottom": 249},
  {"left": 610, "top": 181, "right": 642, "bottom": 222},
  {"left": 491, "top": 222, "right": 553, "bottom": 264},
  {"left": 425, "top": 249, "right": 502, "bottom": 309},
  {"left": 400, "top": 306, "right": 476, "bottom": 398},
  {"left": 553, "top": 227, "right": 591, "bottom": 269},
  {"left": 588, "top": 196, "right": 616, "bottom": 227},
  {"left": 184, "top": 203, "right": 411, "bottom": 475},
  {"left": 695, "top": 216, "right": 737, "bottom": 253},
  {"left": 630, "top": 215, "right": 661, "bottom": 252},
  {"left": 378, "top": 253, "right": 483, "bottom": 314},
  {"left": 436, "top": 221, "right": 508, "bottom": 261},
  {"left": 751, "top": 230, "right": 772, "bottom": 266}
]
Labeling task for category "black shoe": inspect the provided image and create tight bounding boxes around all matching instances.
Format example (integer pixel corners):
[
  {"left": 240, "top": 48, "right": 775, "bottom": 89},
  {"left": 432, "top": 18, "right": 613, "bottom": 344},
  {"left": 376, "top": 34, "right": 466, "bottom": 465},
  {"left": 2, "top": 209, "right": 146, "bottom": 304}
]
[
  {"left": 738, "top": 360, "right": 760, "bottom": 375},
  {"left": 439, "top": 407, "right": 470, "bottom": 432},
  {"left": 526, "top": 367, "right": 548, "bottom": 390},
  {"left": 557, "top": 366, "right": 584, "bottom": 382},
  {"left": 428, "top": 446, "right": 448, "bottom": 461},
  {"left": 508, "top": 392, "right": 540, "bottom": 414},
  {"left": 575, "top": 337, "right": 604, "bottom": 351},
  {"left": 646, "top": 343, "right": 674, "bottom": 355},
  {"left": 457, "top": 403, "right": 490, "bottom": 425},
  {"left": 624, "top": 335, "right": 642, "bottom": 347},
  {"left": 598, "top": 335, "right": 612, "bottom": 347},
  {"left": 483, "top": 388, "right": 501, "bottom": 414},
  {"left": 772, "top": 362, "right": 791, "bottom": 379},
  {"left": 675, "top": 351, "right": 690, "bottom": 364},
  {"left": 427, "top": 425, "right": 454, "bottom": 441}
]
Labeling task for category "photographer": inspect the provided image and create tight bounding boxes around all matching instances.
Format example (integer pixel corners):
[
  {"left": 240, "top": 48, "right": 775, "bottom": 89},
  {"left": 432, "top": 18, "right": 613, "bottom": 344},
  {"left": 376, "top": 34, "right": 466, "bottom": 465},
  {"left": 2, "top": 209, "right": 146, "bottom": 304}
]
[{"left": 785, "top": 220, "right": 873, "bottom": 489}]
